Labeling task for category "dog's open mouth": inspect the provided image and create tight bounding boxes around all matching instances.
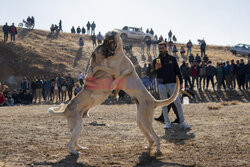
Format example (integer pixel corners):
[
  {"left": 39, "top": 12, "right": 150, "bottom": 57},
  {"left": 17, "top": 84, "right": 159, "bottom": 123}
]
[{"left": 103, "top": 32, "right": 117, "bottom": 58}]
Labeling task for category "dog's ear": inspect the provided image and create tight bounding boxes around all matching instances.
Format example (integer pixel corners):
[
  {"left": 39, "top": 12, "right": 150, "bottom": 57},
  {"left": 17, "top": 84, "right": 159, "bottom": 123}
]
[{"left": 103, "top": 31, "right": 117, "bottom": 58}]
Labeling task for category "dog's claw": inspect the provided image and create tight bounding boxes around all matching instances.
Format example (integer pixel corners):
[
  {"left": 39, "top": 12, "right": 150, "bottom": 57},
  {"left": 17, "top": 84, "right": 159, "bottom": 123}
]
[{"left": 77, "top": 145, "right": 88, "bottom": 151}]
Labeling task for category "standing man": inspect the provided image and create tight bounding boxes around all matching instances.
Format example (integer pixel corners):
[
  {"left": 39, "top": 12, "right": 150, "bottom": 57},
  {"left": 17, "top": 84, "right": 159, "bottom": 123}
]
[
  {"left": 168, "top": 30, "right": 172, "bottom": 41},
  {"left": 78, "top": 72, "right": 85, "bottom": 86},
  {"left": 186, "top": 40, "right": 192, "bottom": 56},
  {"left": 91, "top": 21, "right": 96, "bottom": 35},
  {"left": 97, "top": 32, "right": 103, "bottom": 45},
  {"left": 152, "top": 41, "right": 190, "bottom": 129},
  {"left": 91, "top": 33, "right": 97, "bottom": 48},
  {"left": 86, "top": 21, "right": 91, "bottom": 34},
  {"left": 200, "top": 40, "right": 206, "bottom": 57},
  {"left": 10, "top": 23, "right": 17, "bottom": 42},
  {"left": 66, "top": 74, "right": 74, "bottom": 100},
  {"left": 59, "top": 20, "right": 62, "bottom": 32},
  {"left": 2, "top": 23, "right": 9, "bottom": 42}
]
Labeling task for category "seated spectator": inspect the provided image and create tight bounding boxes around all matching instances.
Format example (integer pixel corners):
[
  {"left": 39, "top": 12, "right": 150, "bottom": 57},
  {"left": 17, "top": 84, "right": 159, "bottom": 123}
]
[
  {"left": 4, "top": 92, "right": 14, "bottom": 106},
  {"left": 27, "top": 16, "right": 32, "bottom": 24},
  {"left": 23, "top": 90, "right": 33, "bottom": 105},
  {"left": 79, "top": 37, "right": 84, "bottom": 48},
  {"left": 82, "top": 26, "right": 86, "bottom": 34},
  {"left": 17, "top": 89, "right": 25, "bottom": 104},
  {"left": 50, "top": 24, "right": 55, "bottom": 32},
  {"left": 77, "top": 26, "right": 81, "bottom": 34},
  {"left": 11, "top": 89, "right": 18, "bottom": 104},
  {"left": 172, "top": 45, "right": 178, "bottom": 57},
  {"left": 54, "top": 24, "right": 59, "bottom": 32},
  {"left": 74, "top": 83, "right": 82, "bottom": 96},
  {"left": 180, "top": 46, "right": 186, "bottom": 56},
  {"left": 203, "top": 54, "right": 209, "bottom": 63},
  {"left": 195, "top": 54, "right": 202, "bottom": 64},
  {"left": 189, "top": 54, "right": 194, "bottom": 64},
  {"left": 3, "top": 86, "right": 10, "bottom": 97},
  {"left": 0, "top": 91, "right": 5, "bottom": 106}
]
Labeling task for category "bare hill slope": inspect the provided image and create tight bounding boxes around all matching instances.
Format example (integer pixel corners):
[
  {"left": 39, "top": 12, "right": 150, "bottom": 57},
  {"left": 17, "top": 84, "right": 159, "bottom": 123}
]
[{"left": 0, "top": 27, "right": 247, "bottom": 86}]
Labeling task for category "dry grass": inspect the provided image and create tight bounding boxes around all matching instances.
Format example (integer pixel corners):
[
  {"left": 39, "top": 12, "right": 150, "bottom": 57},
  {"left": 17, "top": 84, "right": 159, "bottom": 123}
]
[
  {"left": 207, "top": 105, "right": 222, "bottom": 110},
  {"left": 230, "top": 100, "right": 239, "bottom": 105},
  {"left": 220, "top": 100, "right": 240, "bottom": 106}
]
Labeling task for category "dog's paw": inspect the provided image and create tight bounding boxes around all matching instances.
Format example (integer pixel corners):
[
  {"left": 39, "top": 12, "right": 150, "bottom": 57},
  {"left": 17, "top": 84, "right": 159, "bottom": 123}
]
[{"left": 77, "top": 145, "right": 88, "bottom": 151}]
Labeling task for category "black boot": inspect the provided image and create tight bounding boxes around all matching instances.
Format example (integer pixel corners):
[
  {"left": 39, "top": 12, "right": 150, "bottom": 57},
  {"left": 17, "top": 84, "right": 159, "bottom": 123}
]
[
  {"left": 171, "top": 118, "right": 180, "bottom": 124},
  {"left": 155, "top": 113, "right": 164, "bottom": 123}
]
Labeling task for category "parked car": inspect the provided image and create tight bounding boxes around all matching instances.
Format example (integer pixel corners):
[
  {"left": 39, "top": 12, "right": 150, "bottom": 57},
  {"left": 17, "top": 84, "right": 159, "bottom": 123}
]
[
  {"left": 230, "top": 43, "right": 250, "bottom": 57},
  {"left": 115, "top": 26, "right": 154, "bottom": 42}
]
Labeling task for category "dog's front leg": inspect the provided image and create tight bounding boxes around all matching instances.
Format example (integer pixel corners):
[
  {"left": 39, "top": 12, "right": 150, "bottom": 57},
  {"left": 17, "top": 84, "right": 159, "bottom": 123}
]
[{"left": 67, "top": 118, "right": 83, "bottom": 154}]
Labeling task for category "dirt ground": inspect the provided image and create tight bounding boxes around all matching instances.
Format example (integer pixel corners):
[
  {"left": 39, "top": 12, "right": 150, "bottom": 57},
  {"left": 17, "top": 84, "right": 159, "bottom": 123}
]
[{"left": 0, "top": 102, "right": 249, "bottom": 167}]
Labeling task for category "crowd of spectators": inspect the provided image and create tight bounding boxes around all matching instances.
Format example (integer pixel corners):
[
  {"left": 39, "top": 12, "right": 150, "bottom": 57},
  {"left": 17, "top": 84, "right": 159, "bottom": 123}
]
[
  {"left": 71, "top": 21, "right": 96, "bottom": 35},
  {"left": 0, "top": 73, "right": 85, "bottom": 107},
  {"left": 139, "top": 57, "right": 249, "bottom": 92}
]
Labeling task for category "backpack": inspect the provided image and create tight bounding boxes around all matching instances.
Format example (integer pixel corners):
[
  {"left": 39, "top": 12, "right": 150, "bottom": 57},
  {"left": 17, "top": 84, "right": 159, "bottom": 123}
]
[{"left": 11, "top": 27, "right": 15, "bottom": 33}]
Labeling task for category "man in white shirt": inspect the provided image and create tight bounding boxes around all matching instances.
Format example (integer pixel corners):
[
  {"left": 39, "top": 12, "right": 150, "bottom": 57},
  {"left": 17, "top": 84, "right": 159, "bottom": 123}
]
[{"left": 78, "top": 72, "right": 85, "bottom": 86}]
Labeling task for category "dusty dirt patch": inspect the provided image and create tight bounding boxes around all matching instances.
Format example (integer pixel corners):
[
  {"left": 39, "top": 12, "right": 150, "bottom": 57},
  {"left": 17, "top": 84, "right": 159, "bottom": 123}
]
[{"left": 0, "top": 103, "right": 249, "bottom": 167}]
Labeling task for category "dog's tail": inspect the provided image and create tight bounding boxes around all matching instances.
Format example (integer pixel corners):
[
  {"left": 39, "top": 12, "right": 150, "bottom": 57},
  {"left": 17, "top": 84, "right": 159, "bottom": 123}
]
[
  {"left": 154, "top": 76, "right": 180, "bottom": 108},
  {"left": 48, "top": 103, "right": 66, "bottom": 117}
]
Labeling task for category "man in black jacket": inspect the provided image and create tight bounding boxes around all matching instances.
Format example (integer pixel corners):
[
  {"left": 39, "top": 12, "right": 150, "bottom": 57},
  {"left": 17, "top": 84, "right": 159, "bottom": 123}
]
[
  {"left": 2, "top": 23, "right": 9, "bottom": 42},
  {"left": 152, "top": 42, "right": 190, "bottom": 130}
]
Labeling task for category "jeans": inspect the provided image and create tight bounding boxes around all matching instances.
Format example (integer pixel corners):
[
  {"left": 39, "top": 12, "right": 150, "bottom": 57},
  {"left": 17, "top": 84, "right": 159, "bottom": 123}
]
[
  {"left": 206, "top": 76, "right": 214, "bottom": 89},
  {"left": 68, "top": 86, "right": 73, "bottom": 100},
  {"left": 246, "top": 74, "right": 250, "bottom": 89},
  {"left": 158, "top": 83, "right": 185, "bottom": 125},
  {"left": 153, "top": 44, "right": 157, "bottom": 56},
  {"left": 184, "top": 76, "right": 192, "bottom": 89},
  {"left": 187, "top": 48, "right": 191, "bottom": 56},
  {"left": 199, "top": 76, "right": 206, "bottom": 89},
  {"left": 11, "top": 33, "right": 15, "bottom": 42},
  {"left": 4, "top": 33, "right": 8, "bottom": 42},
  {"left": 192, "top": 76, "right": 199, "bottom": 89}
]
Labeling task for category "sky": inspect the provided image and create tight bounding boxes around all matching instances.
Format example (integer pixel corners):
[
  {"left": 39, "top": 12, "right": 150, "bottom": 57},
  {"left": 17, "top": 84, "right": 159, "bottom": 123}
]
[{"left": 1, "top": 0, "right": 249, "bottom": 46}]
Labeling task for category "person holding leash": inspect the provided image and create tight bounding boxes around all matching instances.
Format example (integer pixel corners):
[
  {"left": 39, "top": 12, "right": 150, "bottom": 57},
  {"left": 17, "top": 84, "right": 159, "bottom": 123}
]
[{"left": 152, "top": 41, "right": 190, "bottom": 130}]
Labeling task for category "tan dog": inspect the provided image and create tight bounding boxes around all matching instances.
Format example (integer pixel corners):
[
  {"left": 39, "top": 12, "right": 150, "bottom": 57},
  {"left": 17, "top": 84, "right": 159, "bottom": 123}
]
[{"left": 48, "top": 31, "right": 179, "bottom": 155}]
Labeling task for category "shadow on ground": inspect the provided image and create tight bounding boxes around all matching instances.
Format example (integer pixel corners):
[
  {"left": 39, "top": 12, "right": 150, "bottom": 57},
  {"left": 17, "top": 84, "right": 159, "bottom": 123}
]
[
  {"left": 161, "top": 125, "right": 195, "bottom": 145},
  {"left": 135, "top": 152, "right": 195, "bottom": 167},
  {"left": 31, "top": 154, "right": 94, "bottom": 167}
]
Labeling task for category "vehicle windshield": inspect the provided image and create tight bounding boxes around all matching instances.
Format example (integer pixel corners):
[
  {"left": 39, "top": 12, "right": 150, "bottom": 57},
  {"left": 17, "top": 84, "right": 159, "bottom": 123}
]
[{"left": 234, "top": 44, "right": 250, "bottom": 50}]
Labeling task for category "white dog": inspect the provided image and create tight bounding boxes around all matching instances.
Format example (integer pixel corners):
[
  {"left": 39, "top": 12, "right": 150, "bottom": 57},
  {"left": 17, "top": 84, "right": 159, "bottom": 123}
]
[{"left": 48, "top": 31, "right": 179, "bottom": 155}]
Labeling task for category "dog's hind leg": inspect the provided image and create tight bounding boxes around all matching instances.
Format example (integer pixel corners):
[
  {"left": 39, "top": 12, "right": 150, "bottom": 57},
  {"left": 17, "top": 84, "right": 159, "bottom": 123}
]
[
  {"left": 136, "top": 107, "right": 154, "bottom": 152},
  {"left": 139, "top": 105, "right": 161, "bottom": 155},
  {"left": 137, "top": 120, "right": 154, "bottom": 151},
  {"left": 67, "top": 117, "right": 83, "bottom": 154}
]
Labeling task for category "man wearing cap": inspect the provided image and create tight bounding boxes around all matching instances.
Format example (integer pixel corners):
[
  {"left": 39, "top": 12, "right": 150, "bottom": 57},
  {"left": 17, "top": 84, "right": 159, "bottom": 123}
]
[{"left": 152, "top": 42, "right": 190, "bottom": 129}]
